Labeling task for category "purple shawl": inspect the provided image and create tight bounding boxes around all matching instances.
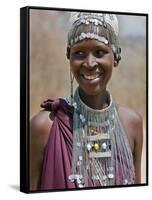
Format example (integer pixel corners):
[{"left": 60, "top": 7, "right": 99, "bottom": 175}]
[{"left": 39, "top": 98, "right": 82, "bottom": 190}]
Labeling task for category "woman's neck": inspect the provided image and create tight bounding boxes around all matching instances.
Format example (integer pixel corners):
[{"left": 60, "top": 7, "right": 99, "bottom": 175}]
[{"left": 78, "top": 88, "right": 109, "bottom": 110}]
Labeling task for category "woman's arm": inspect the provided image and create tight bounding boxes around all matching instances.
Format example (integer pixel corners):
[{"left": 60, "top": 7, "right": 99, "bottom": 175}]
[
  {"left": 117, "top": 105, "right": 143, "bottom": 184},
  {"left": 30, "top": 111, "right": 53, "bottom": 191},
  {"left": 132, "top": 113, "right": 143, "bottom": 184}
]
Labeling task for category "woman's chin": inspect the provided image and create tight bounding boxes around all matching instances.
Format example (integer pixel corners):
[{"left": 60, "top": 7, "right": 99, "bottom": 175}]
[{"left": 79, "top": 85, "right": 106, "bottom": 97}]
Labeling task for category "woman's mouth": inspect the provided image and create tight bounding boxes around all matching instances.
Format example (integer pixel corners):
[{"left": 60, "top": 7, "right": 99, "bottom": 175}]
[{"left": 81, "top": 73, "right": 103, "bottom": 81}]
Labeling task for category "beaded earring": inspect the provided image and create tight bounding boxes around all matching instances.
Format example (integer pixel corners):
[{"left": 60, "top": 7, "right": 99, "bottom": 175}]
[{"left": 70, "top": 67, "right": 74, "bottom": 105}]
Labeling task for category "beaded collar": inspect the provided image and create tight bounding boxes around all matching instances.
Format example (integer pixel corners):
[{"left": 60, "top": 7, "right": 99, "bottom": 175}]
[{"left": 68, "top": 88, "right": 135, "bottom": 187}]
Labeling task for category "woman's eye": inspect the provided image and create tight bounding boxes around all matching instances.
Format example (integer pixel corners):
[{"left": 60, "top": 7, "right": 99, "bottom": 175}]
[
  {"left": 73, "top": 51, "right": 86, "bottom": 59},
  {"left": 95, "top": 50, "right": 104, "bottom": 58}
]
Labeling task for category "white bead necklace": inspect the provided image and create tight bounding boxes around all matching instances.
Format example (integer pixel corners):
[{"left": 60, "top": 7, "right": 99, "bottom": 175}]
[{"left": 68, "top": 88, "right": 135, "bottom": 188}]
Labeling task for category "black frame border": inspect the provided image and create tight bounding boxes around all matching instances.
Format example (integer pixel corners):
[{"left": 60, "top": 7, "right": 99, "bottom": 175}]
[
  {"left": 20, "top": 6, "right": 30, "bottom": 193},
  {"left": 20, "top": 6, "right": 149, "bottom": 194}
]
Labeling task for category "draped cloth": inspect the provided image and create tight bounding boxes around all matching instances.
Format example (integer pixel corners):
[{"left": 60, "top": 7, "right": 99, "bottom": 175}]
[
  {"left": 39, "top": 98, "right": 93, "bottom": 190},
  {"left": 39, "top": 98, "right": 75, "bottom": 190}
]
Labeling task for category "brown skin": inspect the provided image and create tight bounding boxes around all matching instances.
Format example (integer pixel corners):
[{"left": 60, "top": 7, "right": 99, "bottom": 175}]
[
  {"left": 30, "top": 111, "right": 52, "bottom": 190},
  {"left": 30, "top": 39, "right": 143, "bottom": 190},
  {"left": 118, "top": 105, "right": 143, "bottom": 184},
  {"left": 70, "top": 40, "right": 114, "bottom": 108}
]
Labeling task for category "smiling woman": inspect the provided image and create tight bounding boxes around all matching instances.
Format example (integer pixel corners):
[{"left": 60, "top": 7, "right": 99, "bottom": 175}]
[
  {"left": 70, "top": 40, "right": 114, "bottom": 99},
  {"left": 29, "top": 11, "right": 144, "bottom": 191}
]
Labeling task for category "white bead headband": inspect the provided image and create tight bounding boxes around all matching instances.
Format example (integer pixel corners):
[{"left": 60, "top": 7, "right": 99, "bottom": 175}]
[
  {"left": 69, "top": 32, "right": 109, "bottom": 47},
  {"left": 67, "top": 12, "right": 121, "bottom": 65}
]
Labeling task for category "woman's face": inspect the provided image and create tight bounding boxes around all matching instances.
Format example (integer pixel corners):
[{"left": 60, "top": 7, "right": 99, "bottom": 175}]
[{"left": 70, "top": 39, "right": 114, "bottom": 96}]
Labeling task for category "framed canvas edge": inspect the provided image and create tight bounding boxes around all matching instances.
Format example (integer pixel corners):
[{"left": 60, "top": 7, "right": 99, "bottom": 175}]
[
  {"left": 20, "top": 5, "right": 149, "bottom": 194},
  {"left": 20, "top": 6, "right": 30, "bottom": 193}
]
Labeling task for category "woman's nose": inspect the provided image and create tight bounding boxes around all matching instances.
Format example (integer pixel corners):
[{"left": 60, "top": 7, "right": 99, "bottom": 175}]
[{"left": 83, "top": 54, "right": 97, "bottom": 68}]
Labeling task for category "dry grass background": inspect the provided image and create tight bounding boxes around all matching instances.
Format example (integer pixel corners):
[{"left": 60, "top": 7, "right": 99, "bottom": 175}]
[{"left": 29, "top": 10, "right": 147, "bottom": 183}]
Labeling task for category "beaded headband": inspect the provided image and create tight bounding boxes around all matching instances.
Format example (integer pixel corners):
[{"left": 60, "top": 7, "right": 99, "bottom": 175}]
[
  {"left": 70, "top": 32, "right": 109, "bottom": 47},
  {"left": 67, "top": 12, "right": 121, "bottom": 65},
  {"left": 68, "top": 12, "right": 119, "bottom": 47}
]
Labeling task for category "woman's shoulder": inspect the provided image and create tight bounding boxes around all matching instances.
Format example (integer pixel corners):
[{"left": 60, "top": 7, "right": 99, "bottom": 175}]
[
  {"left": 117, "top": 104, "right": 143, "bottom": 126},
  {"left": 30, "top": 96, "right": 71, "bottom": 136},
  {"left": 30, "top": 110, "right": 54, "bottom": 146},
  {"left": 116, "top": 104, "right": 143, "bottom": 143},
  {"left": 116, "top": 104, "right": 143, "bottom": 153},
  {"left": 31, "top": 110, "right": 54, "bottom": 129}
]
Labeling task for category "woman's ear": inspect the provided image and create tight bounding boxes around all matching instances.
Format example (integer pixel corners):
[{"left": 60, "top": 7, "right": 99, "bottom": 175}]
[
  {"left": 114, "top": 60, "right": 118, "bottom": 67},
  {"left": 66, "top": 46, "right": 70, "bottom": 59},
  {"left": 113, "top": 47, "right": 121, "bottom": 67}
]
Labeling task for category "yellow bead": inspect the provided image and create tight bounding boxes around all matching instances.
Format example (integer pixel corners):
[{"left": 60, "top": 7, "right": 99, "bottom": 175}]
[
  {"left": 94, "top": 143, "right": 100, "bottom": 151},
  {"left": 90, "top": 129, "right": 103, "bottom": 135},
  {"left": 95, "top": 130, "right": 102, "bottom": 135}
]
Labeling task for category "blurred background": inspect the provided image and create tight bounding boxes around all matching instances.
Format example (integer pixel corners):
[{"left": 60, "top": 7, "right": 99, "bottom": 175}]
[{"left": 29, "top": 9, "right": 147, "bottom": 183}]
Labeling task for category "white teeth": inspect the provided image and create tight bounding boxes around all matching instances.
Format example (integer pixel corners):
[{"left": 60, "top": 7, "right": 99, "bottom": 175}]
[{"left": 83, "top": 74, "right": 101, "bottom": 80}]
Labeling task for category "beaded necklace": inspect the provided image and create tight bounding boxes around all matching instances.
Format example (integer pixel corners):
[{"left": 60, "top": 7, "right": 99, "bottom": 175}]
[{"left": 68, "top": 88, "right": 135, "bottom": 187}]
